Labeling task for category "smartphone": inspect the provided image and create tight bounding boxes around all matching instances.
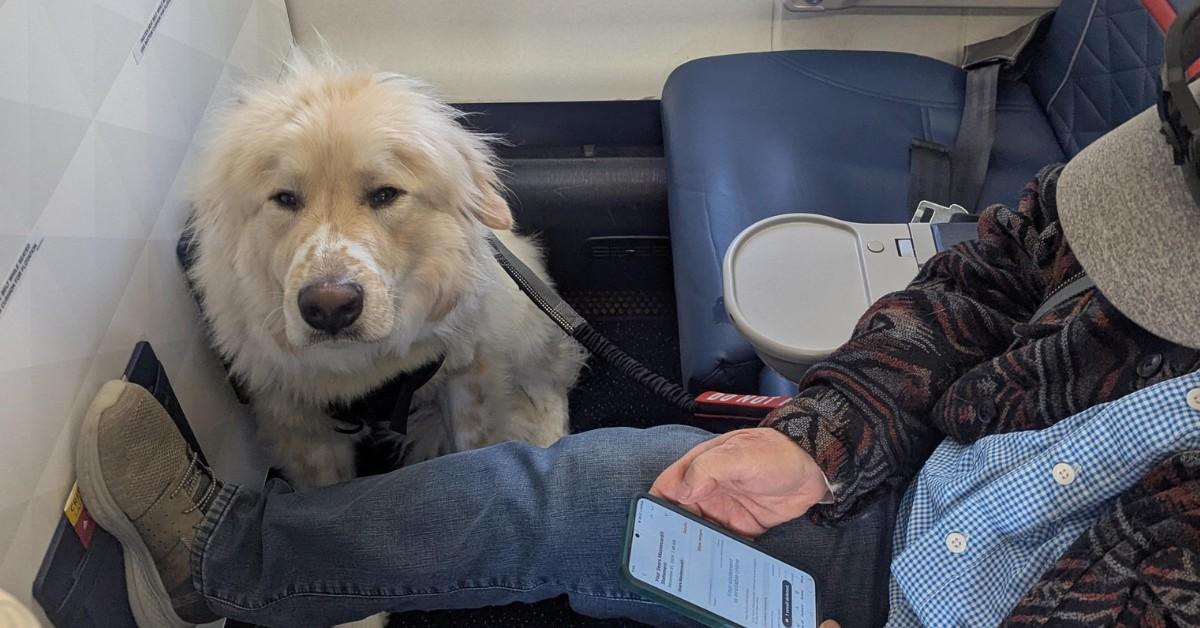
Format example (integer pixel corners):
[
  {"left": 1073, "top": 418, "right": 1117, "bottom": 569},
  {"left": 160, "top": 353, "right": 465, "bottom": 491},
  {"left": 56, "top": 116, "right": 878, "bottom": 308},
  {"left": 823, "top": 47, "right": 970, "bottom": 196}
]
[{"left": 620, "top": 493, "right": 820, "bottom": 628}]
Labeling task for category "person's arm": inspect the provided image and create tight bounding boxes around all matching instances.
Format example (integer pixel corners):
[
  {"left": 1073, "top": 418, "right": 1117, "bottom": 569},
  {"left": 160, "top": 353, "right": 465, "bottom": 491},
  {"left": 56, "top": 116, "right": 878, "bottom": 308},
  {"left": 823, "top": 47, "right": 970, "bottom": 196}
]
[
  {"left": 653, "top": 169, "right": 1070, "bottom": 531},
  {"left": 767, "top": 170, "right": 1066, "bottom": 523}
]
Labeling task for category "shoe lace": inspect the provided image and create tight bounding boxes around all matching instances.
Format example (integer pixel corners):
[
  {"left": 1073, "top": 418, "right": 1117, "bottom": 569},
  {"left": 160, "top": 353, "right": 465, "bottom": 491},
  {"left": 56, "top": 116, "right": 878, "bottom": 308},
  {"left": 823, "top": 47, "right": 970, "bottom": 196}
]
[{"left": 168, "top": 450, "right": 219, "bottom": 515}]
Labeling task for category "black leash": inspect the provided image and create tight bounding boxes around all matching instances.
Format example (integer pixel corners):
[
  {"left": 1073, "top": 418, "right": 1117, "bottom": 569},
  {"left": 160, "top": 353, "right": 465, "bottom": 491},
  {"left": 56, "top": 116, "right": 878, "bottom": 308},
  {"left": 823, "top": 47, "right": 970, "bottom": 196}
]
[
  {"left": 487, "top": 234, "right": 698, "bottom": 414},
  {"left": 490, "top": 236, "right": 798, "bottom": 420}
]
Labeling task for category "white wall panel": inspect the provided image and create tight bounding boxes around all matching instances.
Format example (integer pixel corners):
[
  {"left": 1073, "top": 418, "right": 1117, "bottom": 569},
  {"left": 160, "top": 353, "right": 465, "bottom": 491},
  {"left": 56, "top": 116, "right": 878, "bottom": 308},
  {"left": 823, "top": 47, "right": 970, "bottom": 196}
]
[
  {"left": 0, "top": 0, "right": 291, "bottom": 620},
  {"left": 776, "top": 7, "right": 1050, "bottom": 64},
  {"left": 286, "top": 0, "right": 775, "bottom": 102},
  {"left": 287, "top": 0, "right": 1058, "bottom": 102}
]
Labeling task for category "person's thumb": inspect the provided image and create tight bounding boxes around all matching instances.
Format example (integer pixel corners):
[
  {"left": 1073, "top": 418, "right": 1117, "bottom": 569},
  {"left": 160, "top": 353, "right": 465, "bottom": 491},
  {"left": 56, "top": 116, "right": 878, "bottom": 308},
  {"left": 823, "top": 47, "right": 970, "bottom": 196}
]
[
  {"left": 679, "top": 445, "right": 739, "bottom": 503},
  {"left": 819, "top": 621, "right": 841, "bottom": 628},
  {"left": 678, "top": 468, "right": 714, "bottom": 503}
]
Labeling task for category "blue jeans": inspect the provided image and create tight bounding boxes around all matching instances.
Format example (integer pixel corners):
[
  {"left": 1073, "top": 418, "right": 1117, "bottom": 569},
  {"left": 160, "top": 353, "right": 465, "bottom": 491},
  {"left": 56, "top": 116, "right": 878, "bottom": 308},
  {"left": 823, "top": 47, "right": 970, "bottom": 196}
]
[{"left": 192, "top": 425, "right": 900, "bottom": 627}]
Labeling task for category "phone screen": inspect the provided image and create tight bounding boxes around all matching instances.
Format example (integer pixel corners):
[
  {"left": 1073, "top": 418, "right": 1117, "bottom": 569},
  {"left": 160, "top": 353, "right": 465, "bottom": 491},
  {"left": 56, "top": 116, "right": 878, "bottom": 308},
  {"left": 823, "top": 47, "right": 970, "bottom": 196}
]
[{"left": 625, "top": 496, "right": 817, "bottom": 628}]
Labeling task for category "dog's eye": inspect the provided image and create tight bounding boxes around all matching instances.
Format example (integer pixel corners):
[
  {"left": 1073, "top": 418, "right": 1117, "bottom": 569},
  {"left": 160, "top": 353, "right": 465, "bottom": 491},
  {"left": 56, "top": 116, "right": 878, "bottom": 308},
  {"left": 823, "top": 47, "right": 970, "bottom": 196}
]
[
  {"left": 368, "top": 186, "right": 404, "bottom": 209},
  {"left": 271, "top": 191, "right": 301, "bottom": 210}
]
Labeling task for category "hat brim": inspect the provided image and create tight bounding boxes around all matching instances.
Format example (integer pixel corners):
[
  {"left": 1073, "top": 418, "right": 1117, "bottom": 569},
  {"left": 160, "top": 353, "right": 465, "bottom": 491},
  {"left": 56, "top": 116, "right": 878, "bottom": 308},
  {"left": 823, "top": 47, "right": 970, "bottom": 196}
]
[{"left": 1058, "top": 96, "right": 1200, "bottom": 349}]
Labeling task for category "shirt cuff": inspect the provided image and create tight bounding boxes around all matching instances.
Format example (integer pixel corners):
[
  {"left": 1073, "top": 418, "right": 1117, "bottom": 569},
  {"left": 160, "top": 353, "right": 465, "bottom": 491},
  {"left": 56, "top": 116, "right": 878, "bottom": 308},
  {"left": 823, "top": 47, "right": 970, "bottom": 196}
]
[{"left": 818, "top": 472, "right": 838, "bottom": 505}]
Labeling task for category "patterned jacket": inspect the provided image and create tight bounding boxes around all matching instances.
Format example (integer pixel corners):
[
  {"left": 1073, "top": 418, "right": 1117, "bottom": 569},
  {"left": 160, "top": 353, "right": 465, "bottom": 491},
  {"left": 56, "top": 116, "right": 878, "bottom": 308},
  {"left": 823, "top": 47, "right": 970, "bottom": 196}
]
[
  {"left": 765, "top": 165, "right": 1200, "bottom": 623},
  {"left": 1005, "top": 450, "right": 1200, "bottom": 626}
]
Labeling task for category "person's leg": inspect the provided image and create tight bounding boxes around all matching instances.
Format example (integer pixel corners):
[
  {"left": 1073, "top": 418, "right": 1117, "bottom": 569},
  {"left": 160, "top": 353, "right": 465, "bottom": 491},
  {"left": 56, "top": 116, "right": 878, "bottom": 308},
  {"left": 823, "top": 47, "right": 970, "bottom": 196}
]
[
  {"left": 196, "top": 425, "right": 901, "bottom": 627},
  {"left": 755, "top": 486, "right": 903, "bottom": 627},
  {"left": 80, "top": 379, "right": 898, "bottom": 628},
  {"left": 195, "top": 423, "right": 707, "bottom": 626}
]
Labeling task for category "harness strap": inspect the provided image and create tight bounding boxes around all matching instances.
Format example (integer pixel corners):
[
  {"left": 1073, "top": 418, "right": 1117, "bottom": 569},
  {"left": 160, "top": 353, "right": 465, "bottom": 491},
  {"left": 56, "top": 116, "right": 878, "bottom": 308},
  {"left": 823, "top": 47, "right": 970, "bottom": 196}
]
[
  {"left": 1030, "top": 273, "right": 1096, "bottom": 322},
  {"left": 327, "top": 356, "right": 445, "bottom": 435}
]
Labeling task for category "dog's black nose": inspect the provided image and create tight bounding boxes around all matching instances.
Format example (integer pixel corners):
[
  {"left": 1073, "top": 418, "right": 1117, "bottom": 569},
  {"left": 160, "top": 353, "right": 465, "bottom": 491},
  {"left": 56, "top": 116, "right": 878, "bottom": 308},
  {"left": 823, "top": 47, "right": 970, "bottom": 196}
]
[{"left": 298, "top": 280, "right": 364, "bottom": 334}]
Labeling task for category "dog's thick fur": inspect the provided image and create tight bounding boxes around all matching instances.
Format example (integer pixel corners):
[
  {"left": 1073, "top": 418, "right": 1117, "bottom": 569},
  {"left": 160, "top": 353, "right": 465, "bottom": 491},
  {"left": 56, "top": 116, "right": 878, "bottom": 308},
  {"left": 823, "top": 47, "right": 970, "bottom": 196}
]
[{"left": 188, "top": 55, "right": 584, "bottom": 490}]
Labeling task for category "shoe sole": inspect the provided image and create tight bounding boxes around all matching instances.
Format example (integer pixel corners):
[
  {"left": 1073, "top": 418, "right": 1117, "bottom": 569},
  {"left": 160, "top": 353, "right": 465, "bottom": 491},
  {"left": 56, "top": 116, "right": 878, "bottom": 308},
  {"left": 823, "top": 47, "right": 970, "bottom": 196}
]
[{"left": 75, "top": 380, "right": 194, "bottom": 628}]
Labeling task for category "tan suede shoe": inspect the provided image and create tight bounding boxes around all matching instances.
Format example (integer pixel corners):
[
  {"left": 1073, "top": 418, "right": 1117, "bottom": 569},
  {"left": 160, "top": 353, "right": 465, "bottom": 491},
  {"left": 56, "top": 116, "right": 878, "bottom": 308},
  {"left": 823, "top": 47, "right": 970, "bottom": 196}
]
[{"left": 75, "top": 380, "right": 221, "bottom": 628}]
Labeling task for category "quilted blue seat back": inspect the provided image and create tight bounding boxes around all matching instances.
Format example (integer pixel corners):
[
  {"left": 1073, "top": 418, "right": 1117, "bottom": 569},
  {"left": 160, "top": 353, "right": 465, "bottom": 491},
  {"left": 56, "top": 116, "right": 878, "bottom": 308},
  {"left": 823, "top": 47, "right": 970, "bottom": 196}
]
[{"left": 1027, "top": 0, "right": 1199, "bottom": 156}]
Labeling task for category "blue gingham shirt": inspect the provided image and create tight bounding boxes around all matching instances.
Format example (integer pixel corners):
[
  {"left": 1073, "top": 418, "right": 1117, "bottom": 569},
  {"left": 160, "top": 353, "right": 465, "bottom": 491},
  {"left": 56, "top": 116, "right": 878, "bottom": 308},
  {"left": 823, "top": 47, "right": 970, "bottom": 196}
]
[{"left": 885, "top": 371, "right": 1200, "bottom": 627}]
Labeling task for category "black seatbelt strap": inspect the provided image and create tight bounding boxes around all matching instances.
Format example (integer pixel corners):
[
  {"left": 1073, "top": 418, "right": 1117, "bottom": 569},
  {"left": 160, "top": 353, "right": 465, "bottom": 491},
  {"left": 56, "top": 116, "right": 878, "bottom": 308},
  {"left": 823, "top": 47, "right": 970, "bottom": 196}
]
[
  {"left": 907, "top": 140, "right": 952, "bottom": 212},
  {"left": 908, "top": 11, "right": 1053, "bottom": 211},
  {"left": 1030, "top": 272, "right": 1095, "bottom": 322}
]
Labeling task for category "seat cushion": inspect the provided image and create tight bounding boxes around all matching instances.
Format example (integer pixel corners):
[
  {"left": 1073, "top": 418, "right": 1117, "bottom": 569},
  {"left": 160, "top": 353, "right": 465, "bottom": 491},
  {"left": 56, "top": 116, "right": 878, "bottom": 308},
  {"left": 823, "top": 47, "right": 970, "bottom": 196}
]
[
  {"left": 760, "top": 368, "right": 800, "bottom": 398},
  {"left": 664, "top": 50, "right": 1066, "bottom": 392},
  {"left": 1026, "top": 0, "right": 1177, "bottom": 156}
]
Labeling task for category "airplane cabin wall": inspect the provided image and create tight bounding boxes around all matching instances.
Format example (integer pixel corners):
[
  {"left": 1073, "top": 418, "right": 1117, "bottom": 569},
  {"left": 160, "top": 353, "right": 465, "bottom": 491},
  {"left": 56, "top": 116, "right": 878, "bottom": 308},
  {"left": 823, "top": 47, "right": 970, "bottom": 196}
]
[
  {"left": 285, "top": 0, "right": 1059, "bottom": 102},
  {"left": 0, "top": 0, "right": 290, "bottom": 621}
]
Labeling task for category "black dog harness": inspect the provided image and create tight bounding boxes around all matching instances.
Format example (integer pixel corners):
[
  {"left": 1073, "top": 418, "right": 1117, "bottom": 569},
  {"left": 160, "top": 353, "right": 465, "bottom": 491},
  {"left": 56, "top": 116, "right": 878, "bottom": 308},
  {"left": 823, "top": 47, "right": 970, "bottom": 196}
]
[{"left": 325, "top": 357, "right": 444, "bottom": 435}]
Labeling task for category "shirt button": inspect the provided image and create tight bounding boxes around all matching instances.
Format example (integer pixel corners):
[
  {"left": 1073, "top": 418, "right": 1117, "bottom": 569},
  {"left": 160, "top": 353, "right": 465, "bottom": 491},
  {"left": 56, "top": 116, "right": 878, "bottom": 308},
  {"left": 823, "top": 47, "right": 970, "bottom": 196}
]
[
  {"left": 1052, "top": 463, "right": 1077, "bottom": 486},
  {"left": 945, "top": 532, "right": 968, "bottom": 554},
  {"left": 1188, "top": 388, "right": 1200, "bottom": 411},
  {"left": 977, "top": 399, "right": 997, "bottom": 422},
  {"left": 1137, "top": 353, "right": 1164, "bottom": 378}
]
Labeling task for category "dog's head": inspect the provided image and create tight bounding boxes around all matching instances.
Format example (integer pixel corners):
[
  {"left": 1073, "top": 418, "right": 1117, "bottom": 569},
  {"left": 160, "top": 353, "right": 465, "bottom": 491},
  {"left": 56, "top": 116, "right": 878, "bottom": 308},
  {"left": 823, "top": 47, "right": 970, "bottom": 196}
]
[{"left": 190, "top": 56, "right": 510, "bottom": 354}]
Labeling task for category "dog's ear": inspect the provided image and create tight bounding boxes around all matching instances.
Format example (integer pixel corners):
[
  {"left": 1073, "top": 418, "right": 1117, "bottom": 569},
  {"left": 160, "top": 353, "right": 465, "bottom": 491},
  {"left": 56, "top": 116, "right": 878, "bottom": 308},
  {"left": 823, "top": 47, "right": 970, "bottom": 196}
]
[
  {"left": 470, "top": 174, "right": 513, "bottom": 231},
  {"left": 457, "top": 135, "right": 513, "bottom": 231}
]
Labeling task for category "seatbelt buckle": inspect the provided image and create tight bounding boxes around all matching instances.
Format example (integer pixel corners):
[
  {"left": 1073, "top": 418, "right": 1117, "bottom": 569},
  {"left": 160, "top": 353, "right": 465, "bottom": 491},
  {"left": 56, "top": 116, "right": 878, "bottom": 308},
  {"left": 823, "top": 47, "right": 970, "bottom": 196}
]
[
  {"left": 911, "top": 200, "right": 969, "bottom": 224},
  {"left": 908, "top": 201, "right": 971, "bottom": 264},
  {"left": 693, "top": 391, "right": 792, "bottom": 421}
]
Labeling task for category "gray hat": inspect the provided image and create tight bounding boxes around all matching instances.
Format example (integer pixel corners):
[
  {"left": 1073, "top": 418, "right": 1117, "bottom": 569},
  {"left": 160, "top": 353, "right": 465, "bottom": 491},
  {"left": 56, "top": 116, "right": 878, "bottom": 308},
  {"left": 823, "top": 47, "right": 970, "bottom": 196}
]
[{"left": 1058, "top": 81, "right": 1200, "bottom": 349}]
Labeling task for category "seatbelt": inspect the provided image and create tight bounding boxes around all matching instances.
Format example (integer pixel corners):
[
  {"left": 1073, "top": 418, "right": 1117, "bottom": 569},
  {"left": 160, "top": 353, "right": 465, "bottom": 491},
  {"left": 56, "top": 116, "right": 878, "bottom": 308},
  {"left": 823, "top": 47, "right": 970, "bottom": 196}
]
[
  {"left": 948, "top": 62, "right": 1000, "bottom": 210},
  {"left": 908, "top": 11, "right": 1054, "bottom": 212},
  {"left": 907, "top": 140, "right": 952, "bottom": 211},
  {"left": 1029, "top": 272, "right": 1096, "bottom": 322}
]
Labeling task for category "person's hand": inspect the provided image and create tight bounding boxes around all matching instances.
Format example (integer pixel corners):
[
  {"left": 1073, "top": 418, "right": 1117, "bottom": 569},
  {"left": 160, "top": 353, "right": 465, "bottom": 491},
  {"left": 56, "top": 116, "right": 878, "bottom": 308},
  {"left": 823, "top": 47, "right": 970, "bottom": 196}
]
[
  {"left": 649, "top": 428, "right": 830, "bottom": 537},
  {"left": 820, "top": 621, "right": 840, "bottom": 628}
]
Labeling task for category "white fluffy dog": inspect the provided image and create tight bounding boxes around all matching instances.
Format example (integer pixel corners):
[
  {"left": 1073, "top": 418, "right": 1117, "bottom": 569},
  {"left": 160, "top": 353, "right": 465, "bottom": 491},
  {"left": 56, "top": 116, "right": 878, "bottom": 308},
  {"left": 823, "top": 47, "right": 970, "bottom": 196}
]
[{"left": 187, "top": 55, "right": 584, "bottom": 492}]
